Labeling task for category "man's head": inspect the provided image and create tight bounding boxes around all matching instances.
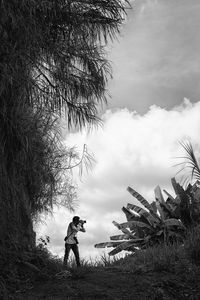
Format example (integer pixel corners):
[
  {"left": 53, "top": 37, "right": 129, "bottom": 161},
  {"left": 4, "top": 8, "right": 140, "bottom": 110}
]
[{"left": 72, "top": 216, "right": 80, "bottom": 225}]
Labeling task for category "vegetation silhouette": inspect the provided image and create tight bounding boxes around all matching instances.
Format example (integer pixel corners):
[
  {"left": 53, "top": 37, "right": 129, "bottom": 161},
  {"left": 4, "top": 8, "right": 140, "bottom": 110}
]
[{"left": 0, "top": 0, "right": 130, "bottom": 296}]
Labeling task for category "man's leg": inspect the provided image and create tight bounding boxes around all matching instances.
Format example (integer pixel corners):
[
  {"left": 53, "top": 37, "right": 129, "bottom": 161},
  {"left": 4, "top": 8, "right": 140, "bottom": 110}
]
[
  {"left": 71, "top": 244, "right": 81, "bottom": 267},
  {"left": 63, "top": 243, "right": 71, "bottom": 267}
]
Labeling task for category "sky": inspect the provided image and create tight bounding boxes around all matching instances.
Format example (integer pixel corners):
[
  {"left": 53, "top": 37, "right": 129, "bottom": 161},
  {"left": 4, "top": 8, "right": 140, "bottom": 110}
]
[
  {"left": 35, "top": 0, "right": 200, "bottom": 261},
  {"left": 108, "top": 0, "right": 200, "bottom": 113}
]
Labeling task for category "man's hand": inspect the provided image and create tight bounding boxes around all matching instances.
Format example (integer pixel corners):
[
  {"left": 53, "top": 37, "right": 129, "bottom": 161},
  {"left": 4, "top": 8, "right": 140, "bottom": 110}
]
[{"left": 76, "top": 223, "right": 86, "bottom": 232}]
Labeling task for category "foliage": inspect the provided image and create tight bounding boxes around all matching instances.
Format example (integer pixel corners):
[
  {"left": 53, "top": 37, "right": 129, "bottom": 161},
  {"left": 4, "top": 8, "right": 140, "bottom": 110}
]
[
  {"left": 95, "top": 178, "right": 200, "bottom": 255},
  {"left": 177, "top": 141, "right": 200, "bottom": 184},
  {"left": 3, "top": 233, "right": 200, "bottom": 299},
  {"left": 0, "top": 1, "right": 130, "bottom": 296},
  {"left": 0, "top": 0, "right": 130, "bottom": 219},
  {"left": 32, "top": 242, "right": 64, "bottom": 275},
  {"left": 175, "top": 141, "right": 200, "bottom": 225},
  {"left": 0, "top": 236, "right": 65, "bottom": 298},
  {"left": 0, "top": 0, "right": 130, "bottom": 255},
  {"left": 0, "top": 0, "right": 130, "bottom": 129},
  {"left": 114, "top": 243, "right": 184, "bottom": 274},
  {"left": 0, "top": 106, "right": 87, "bottom": 248},
  {"left": 184, "top": 225, "right": 200, "bottom": 265}
]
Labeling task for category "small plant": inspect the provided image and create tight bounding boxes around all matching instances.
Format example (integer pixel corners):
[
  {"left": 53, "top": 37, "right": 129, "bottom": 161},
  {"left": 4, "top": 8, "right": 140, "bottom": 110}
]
[{"left": 38, "top": 235, "right": 50, "bottom": 247}]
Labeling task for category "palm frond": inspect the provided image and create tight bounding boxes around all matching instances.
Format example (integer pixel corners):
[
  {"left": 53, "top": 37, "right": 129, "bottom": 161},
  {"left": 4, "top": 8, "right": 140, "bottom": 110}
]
[{"left": 178, "top": 141, "right": 200, "bottom": 182}]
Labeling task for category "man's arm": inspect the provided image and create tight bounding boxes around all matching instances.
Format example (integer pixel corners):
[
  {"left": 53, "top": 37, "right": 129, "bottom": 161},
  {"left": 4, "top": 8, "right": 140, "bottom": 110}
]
[
  {"left": 79, "top": 226, "right": 86, "bottom": 232},
  {"left": 77, "top": 223, "right": 86, "bottom": 232},
  {"left": 71, "top": 223, "right": 79, "bottom": 232}
]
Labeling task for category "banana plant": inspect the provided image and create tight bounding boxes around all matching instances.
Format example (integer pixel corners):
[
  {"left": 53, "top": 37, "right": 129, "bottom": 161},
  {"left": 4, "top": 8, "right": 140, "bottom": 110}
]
[
  {"left": 95, "top": 180, "right": 189, "bottom": 255},
  {"left": 95, "top": 142, "right": 200, "bottom": 256}
]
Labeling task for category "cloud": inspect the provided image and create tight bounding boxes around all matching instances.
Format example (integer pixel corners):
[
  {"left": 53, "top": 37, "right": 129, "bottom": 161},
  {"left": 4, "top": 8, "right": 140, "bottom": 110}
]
[
  {"left": 35, "top": 99, "right": 200, "bottom": 260},
  {"left": 107, "top": 0, "right": 200, "bottom": 113}
]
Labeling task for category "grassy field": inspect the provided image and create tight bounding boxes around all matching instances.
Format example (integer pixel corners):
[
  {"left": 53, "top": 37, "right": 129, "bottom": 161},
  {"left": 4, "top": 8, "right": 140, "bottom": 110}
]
[{"left": 3, "top": 226, "right": 200, "bottom": 299}]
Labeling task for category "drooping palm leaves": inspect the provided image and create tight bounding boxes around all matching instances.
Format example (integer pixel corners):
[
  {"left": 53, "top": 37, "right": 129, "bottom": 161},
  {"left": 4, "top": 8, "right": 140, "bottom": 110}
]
[
  {"left": 0, "top": 0, "right": 130, "bottom": 129},
  {"left": 0, "top": 0, "right": 130, "bottom": 253}
]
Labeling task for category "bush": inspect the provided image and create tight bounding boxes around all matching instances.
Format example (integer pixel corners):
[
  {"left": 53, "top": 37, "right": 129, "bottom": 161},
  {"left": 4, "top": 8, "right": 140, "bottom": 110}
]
[
  {"left": 30, "top": 242, "right": 64, "bottom": 276},
  {"left": 0, "top": 240, "right": 65, "bottom": 299}
]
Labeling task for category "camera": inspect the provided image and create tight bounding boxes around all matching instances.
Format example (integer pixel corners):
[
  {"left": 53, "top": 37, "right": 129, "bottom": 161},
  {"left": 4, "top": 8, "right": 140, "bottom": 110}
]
[{"left": 79, "top": 220, "right": 86, "bottom": 225}]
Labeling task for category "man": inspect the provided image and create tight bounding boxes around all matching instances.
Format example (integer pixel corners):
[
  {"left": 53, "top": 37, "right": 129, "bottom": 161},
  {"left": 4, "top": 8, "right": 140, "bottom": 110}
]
[{"left": 63, "top": 216, "right": 86, "bottom": 267}]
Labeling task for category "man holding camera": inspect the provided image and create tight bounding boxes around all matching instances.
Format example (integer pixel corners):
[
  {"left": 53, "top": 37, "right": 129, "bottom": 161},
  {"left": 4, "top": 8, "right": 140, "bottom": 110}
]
[{"left": 63, "top": 216, "right": 86, "bottom": 267}]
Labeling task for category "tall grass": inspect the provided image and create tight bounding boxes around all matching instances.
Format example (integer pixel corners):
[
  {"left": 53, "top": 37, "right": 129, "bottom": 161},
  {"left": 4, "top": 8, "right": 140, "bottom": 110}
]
[
  {"left": 110, "top": 243, "right": 183, "bottom": 273},
  {"left": 184, "top": 225, "right": 200, "bottom": 265},
  {"left": 107, "top": 227, "right": 200, "bottom": 275},
  {"left": 34, "top": 226, "right": 200, "bottom": 275}
]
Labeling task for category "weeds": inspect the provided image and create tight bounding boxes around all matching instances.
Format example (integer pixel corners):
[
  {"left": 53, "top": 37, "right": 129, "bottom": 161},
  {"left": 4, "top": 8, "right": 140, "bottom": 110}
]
[
  {"left": 32, "top": 244, "right": 64, "bottom": 276},
  {"left": 108, "top": 243, "right": 184, "bottom": 274},
  {"left": 5, "top": 227, "right": 200, "bottom": 298},
  {"left": 105, "top": 227, "right": 200, "bottom": 275}
]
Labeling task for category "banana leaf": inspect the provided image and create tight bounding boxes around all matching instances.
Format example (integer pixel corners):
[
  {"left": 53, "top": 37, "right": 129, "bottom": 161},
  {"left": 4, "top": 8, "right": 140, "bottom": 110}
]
[
  {"left": 112, "top": 221, "right": 135, "bottom": 237},
  {"left": 127, "top": 186, "right": 161, "bottom": 222},
  {"left": 155, "top": 200, "right": 165, "bottom": 220},
  {"left": 154, "top": 185, "right": 165, "bottom": 204},
  {"left": 122, "top": 207, "right": 149, "bottom": 231},
  {"left": 94, "top": 241, "right": 123, "bottom": 248},
  {"left": 171, "top": 177, "right": 183, "bottom": 196},
  {"left": 164, "top": 218, "right": 185, "bottom": 228},
  {"left": 121, "top": 211, "right": 149, "bottom": 237},
  {"left": 165, "top": 198, "right": 177, "bottom": 212},
  {"left": 127, "top": 186, "right": 153, "bottom": 212},
  {"left": 155, "top": 186, "right": 174, "bottom": 218},
  {"left": 118, "top": 220, "right": 152, "bottom": 230},
  {"left": 122, "top": 207, "right": 140, "bottom": 221},
  {"left": 127, "top": 203, "right": 149, "bottom": 216},
  {"left": 163, "top": 189, "right": 175, "bottom": 202},
  {"left": 109, "top": 240, "right": 143, "bottom": 256},
  {"left": 150, "top": 201, "right": 157, "bottom": 214},
  {"left": 110, "top": 234, "right": 132, "bottom": 240},
  {"left": 127, "top": 203, "right": 158, "bottom": 226}
]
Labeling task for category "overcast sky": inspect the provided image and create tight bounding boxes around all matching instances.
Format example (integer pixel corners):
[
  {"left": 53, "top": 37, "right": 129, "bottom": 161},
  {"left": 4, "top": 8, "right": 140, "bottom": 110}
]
[
  {"left": 108, "top": 0, "right": 200, "bottom": 113},
  {"left": 36, "top": 0, "right": 200, "bottom": 261}
]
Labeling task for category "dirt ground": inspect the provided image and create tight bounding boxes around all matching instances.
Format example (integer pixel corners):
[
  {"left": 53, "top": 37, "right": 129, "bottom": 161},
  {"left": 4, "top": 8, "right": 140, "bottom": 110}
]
[{"left": 13, "top": 266, "right": 200, "bottom": 300}]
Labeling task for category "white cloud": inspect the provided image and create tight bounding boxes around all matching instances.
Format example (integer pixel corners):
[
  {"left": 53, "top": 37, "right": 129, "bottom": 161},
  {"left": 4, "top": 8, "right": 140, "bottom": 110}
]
[
  {"left": 35, "top": 99, "right": 200, "bottom": 261},
  {"left": 108, "top": 0, "right": 200, "bottom": 113}
]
